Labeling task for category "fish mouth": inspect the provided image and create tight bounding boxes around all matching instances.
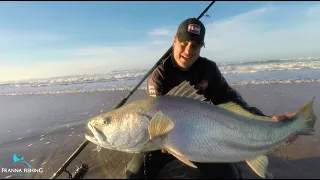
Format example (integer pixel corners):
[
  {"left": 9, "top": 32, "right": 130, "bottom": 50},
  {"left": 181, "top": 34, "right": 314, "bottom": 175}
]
[{"left": 85, "top": 123, "right": 106, "bottom": 143}]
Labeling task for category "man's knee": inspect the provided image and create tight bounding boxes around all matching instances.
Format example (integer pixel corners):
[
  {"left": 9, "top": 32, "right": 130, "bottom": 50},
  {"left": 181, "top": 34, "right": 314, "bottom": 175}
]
[
  {"left": 125, "top": 151, "right": 174, "bottom": 179},
  {"left": 195, "top": 162, "right": 242, "bottom": 179},
  {"left": 125, "top": 153, "right": 145, "bottom": 179},
  {"left": 144, "top": 150, "right": 176, "bottom": 178}
]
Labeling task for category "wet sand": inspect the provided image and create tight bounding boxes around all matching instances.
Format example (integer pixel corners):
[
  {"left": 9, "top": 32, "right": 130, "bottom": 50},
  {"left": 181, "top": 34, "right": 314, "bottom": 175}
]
[{"left": 0, "top": 83, "right": 319, "bottom": 179}]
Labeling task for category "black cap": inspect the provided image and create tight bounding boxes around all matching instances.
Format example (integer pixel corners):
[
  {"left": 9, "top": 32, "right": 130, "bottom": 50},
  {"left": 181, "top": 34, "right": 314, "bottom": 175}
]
[{"left": 176, "top": 18, "right": 206, "bottom": 44}]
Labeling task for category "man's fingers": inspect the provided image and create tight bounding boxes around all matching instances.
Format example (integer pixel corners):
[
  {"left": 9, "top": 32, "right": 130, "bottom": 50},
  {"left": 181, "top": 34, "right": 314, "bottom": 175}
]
[
  {"left": 161, "top": 149, "right": 168, "bottom": 153},
  {"left": 272, "top": 115, "right": 285, "bottom": 122},
  {"left": 272, "top": 113, "right": 295, "bottom": 122},
  {"left": 285, "top": 114, "right": 295, "bottom": 118}
]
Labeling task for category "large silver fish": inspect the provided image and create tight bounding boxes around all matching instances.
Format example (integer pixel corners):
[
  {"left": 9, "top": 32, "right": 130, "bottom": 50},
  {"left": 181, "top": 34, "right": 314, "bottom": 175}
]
[{"left": 85, "top": 81, "right": 317, "bottom": 178}]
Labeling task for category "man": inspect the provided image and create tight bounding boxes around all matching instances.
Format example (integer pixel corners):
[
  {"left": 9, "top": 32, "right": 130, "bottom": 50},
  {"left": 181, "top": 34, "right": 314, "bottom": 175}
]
[{"left": 126, "top": 18, "right": 295, "bottom": 179}]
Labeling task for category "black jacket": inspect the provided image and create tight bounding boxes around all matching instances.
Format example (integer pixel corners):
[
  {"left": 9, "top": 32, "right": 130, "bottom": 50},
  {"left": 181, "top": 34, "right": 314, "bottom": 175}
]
[{"left": 147, "top": 55, "right": 266, "bottom": 116}]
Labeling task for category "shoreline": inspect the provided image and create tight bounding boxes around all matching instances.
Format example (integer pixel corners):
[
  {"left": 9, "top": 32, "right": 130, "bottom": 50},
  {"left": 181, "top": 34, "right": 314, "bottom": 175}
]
[{"left": 0, "top": 81, "right": 320, "bottom": 97}]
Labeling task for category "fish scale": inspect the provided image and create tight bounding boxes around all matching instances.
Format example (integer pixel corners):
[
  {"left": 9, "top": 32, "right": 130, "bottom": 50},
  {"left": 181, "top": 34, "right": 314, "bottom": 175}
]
[{"left": 85, "top": 80, "right": 317, "bottom": 179}]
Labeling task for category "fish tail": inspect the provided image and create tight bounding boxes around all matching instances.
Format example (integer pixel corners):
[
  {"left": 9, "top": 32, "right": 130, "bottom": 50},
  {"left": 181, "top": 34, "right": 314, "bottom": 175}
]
[{"left": 294, "top": 96, "right": 317, "bottom": 135}]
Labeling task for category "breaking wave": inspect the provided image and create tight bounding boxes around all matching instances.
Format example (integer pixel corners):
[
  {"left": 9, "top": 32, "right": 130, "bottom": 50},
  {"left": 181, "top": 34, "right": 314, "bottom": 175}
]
[
  {"left": 1, "top": 59, "right": 319, "bottom": 96},
  {"left": 1, "top": 69, "right": 146, "bottom": 88},
  {"left": 218, "top": 59, "right": 320, "bottom": 74},
  {"left": 1, "top": 59, "right": 319, "bottom": 88},
  {"left": 1, "top": 78, "right": 320, "bottom": 96}
]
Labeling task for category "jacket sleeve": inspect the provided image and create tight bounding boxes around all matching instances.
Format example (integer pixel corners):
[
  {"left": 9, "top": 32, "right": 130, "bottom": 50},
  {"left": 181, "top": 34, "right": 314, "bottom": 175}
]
[
  {"left": 147, "top": 66, "right": 165, "bottom": 97},
  {"left": 210, "top": 62, "right": 268, "bottom": 116}
]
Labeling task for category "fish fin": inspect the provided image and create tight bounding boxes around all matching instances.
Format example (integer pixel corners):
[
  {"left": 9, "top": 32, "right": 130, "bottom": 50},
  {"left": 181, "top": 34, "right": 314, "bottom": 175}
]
[
  {"left": 164, "top": 147, "right": 197, "bottom": 168},
  {"left": 268, "top": 144, "right": 292, "bottom": 160},
  {"left": 217, "top": 102, "right": 274, "bottom": 122},
  {"left": 279, "top": 144, "right": 293, "bottom": 160},
  {"left": 148, "top": 111, "right": 174, "bottom": 140},
  {"left": 246, "top": 155, "right": 268, "bottom": 179},
  {"left": 293, "top": 96, "right": 317, "bottom": 135},
  {"left": 166, "top": 80, "right": 207, "bottom": 101}
]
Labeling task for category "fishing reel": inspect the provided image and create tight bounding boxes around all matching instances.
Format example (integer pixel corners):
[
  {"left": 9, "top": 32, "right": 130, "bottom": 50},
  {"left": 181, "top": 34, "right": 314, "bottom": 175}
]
[
  {"left": 71, "top": 163, "right": 89, "bottom": 179},
  {"left": 62, "top": 162, "right": 89, "bottom": 179}
]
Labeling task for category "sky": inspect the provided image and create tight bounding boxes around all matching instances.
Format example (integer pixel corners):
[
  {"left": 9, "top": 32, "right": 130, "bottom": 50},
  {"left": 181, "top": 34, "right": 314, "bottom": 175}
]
[{"left": 1, "top": 1, "right": 320, "bottom": 82}]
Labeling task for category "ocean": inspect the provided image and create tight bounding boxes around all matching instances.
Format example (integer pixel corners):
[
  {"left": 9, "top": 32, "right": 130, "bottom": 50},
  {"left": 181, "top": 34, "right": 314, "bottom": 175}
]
[
  {"left": 1, "top": 58, "right": 320, "bottom": 96},
  {"left": 0, "top": 58, "right": 320, "bottom": 179}
]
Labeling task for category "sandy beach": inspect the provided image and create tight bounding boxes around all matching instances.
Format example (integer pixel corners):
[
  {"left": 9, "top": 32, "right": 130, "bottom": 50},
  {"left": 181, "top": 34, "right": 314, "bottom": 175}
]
[{"left": 0, "top": 82, "right": 319, "bottom": 179}]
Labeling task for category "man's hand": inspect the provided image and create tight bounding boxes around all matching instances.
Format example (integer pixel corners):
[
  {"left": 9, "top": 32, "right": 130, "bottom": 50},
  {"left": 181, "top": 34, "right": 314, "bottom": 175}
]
[
  {"left": 161, "top": 149, "right": 168, "bottom": 153},
  {"left": 271, "top": 113, "right": 295, "bottom": 122},
  {"left": 271, "top": 113, "right": 298, "bottom": 144}
]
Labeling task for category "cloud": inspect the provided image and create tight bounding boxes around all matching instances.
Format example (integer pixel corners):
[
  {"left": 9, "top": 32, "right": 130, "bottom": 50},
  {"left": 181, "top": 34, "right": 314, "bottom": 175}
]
[
  {"left": 200, "top": 3, "right": 320, "bottom": 62},
  {"left": 2, "top": 3, "right": 320, "bottom": 82},
  {"left": 0, "top": 44, "right": 169, "bottom": 82},
  {"left": 0, "top": 30, "right": 63, "bottom": 51},
  {"left": 148, "top": 27, "right": 171, "bottom": 36},
  {"left": 306, "top": 4, "right": 320, "bottom": 18},
  {"left": 152, "top": 40, "right": 171, "bottom": 45},
  {"left": 71, "top": 47, "right": 119, "bottom": 56},
  {"left": 0, "top": 30, "right": 62, "bottom": 43}
]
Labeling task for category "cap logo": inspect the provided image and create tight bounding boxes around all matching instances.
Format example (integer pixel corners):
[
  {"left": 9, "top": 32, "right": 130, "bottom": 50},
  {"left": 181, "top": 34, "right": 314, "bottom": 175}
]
[{"left": 187, "top": 24, "right": 201, "bottom": 35}]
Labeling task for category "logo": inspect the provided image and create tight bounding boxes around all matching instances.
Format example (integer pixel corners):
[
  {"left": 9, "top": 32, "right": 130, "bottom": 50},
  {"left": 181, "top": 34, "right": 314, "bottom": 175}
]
[
  {"left": 148, "top": 85, "right": 157, "bottom": 97},
  {"left": 199, "top": 80, "right": 208, "bottom": 90},
  {"left": 187, "top": 24, "right": 201, "bottom": 35},
  {"left": 1, "top": 154, "right": 44, "bottom": 177},
  {"left": 13, "top": 154, "right": 32, "bottom": 168}
]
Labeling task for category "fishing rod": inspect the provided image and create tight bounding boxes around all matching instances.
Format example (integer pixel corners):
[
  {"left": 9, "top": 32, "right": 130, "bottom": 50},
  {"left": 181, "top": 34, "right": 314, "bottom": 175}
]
[{"left": 50, "top": 1, "right": 215, "bottom": 179}]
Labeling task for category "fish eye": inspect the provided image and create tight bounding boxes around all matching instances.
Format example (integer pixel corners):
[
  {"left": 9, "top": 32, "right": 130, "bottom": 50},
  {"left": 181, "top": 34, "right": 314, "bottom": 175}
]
[{"left": 101, "top": 117, "right": 112, "bottom": 125}]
